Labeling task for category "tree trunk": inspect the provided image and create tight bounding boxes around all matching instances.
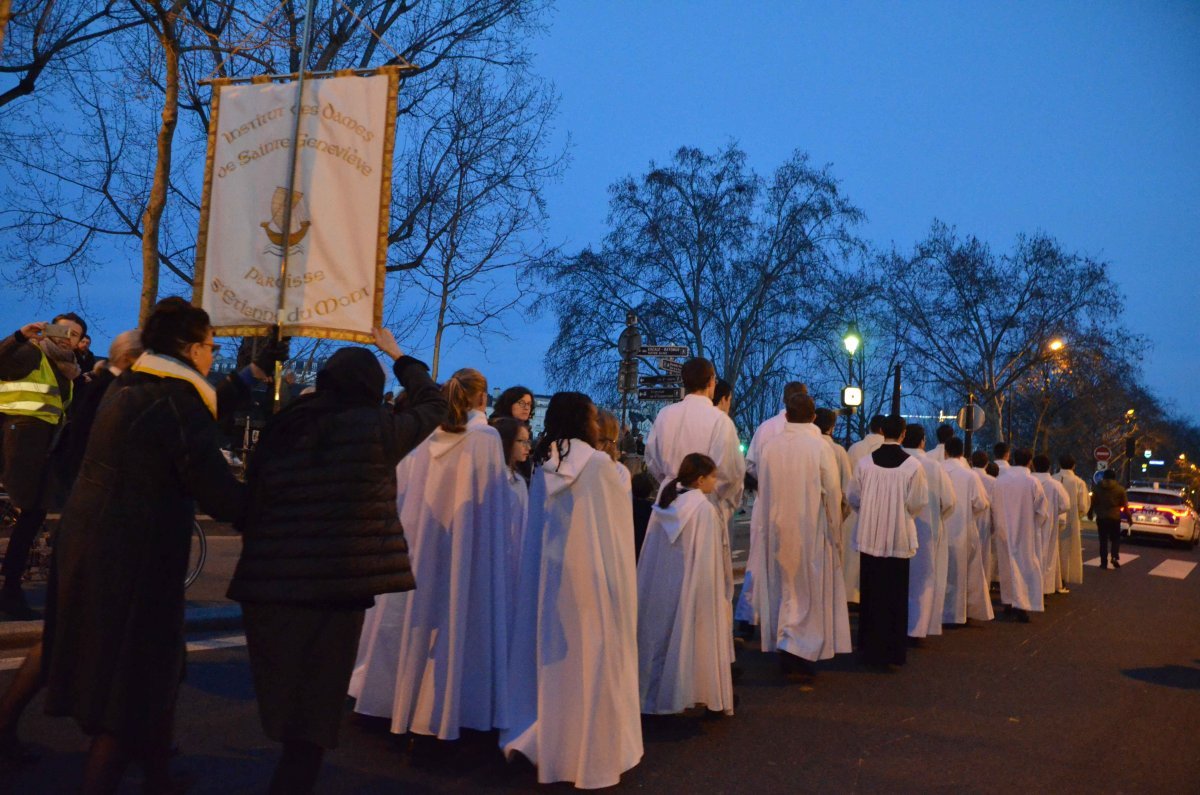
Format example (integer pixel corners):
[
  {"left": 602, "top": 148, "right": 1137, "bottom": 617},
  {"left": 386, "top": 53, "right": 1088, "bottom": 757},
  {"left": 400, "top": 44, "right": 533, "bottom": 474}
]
[{"left": 139, "top": 2, "right": 182, "bottom": 324}]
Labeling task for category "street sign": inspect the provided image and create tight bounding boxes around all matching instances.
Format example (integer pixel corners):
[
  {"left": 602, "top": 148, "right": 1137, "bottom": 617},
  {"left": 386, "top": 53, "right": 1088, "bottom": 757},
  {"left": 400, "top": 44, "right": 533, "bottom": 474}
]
[
  {"left": 617, "top": 360, "right": 639, "bottom": 393},
  {"left": 1096, "top": 460, "right": 1108, "bottom": 471},
  {"left": 658, "top": 358, "right": 682, "bottom": 375},
  {"left": 638, "top": 387, "right": 683, "bottom": 401},
  {"left": 639, "top": 344, "right": 689, "bottom": 358},
  {"left": 639, "top": 374, "right": 681, "bottom": 387},
  {"left": 1094, "top": 445, "right": 1111, "bottom": 462},
  {"left": 1143, "top": 449, "right": 1152, "bottom": 459},
  {"left": 956, "top": 405, "right": 985, "bottom": 432},
  {"left": 1093, "top": 470, "right": 1105, "bottom": 485},
  {"left": 617, "top": 326, "right": 642, "bottom": 358}
]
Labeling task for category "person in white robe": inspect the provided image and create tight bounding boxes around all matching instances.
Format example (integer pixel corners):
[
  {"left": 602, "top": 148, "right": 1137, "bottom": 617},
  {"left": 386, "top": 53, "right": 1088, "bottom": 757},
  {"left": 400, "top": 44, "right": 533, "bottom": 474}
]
[
  {"left": 738, "top": 381, "right": 809, "bottom": 628},
  {"left": 847, "top": 415, "right": 929, "bottom": 667},
  {"left": 926, "top": 424, "right": 954, "bottom": 462},
  {"left": 940, "top": 439, "right": 993, "bottom": 624},
  {"left": 814, "top": 409, "right": 853, "bottom": 555},
  {"left": 902, "top": 424, "right": 955, "bottom": 639},
  {"left": 842, "top": 414, "right": 887, "bottom": 603},
  {"left": 970, "top": 452, "right": 999, "bottom": 585},
  {"left": 637, "top": 453, "right": 734, "bottom": 715},
  {"left": 501, "top": 393, "right": 641, "bottom": 789},
  {"left": 754, "top": 395, "right": 850, "bottom": 674},
  {"left": 993, "top": 442, "right": 1012, "bottom": 472},
  {"left": 1053, "top": 454, "right": 1089, "bottom": 586},
  {"left": 350, "top": 369, "right": 513, "bottom": 741},
  {"left": 1032, "top": 454, "right": 1071, "bottom": 595},
  {"left": 491, "top": 416, "right": 532, "bottom": 613},
  {"left": 992, "top": 448, "right": 1049, "bottom": 620}
]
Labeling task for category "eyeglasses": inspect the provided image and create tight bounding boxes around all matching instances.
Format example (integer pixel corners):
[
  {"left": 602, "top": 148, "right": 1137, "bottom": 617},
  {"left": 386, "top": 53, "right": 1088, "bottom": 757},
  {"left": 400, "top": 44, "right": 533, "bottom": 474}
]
[
  {"left": 515, "top": 398, "right": 534, "bottom": 408},
  {"left": 198, "top": 341, "right": 222, "bottom": 353},
  {"left": 516, "top": 439, "right": 533, "bottom": 446}
]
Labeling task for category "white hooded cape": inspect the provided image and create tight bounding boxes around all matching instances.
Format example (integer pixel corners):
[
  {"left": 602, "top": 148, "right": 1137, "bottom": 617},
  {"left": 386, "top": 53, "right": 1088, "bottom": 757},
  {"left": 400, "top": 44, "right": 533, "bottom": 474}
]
[
  {"left": 754, "top": 423, "right": 850, "bottom": 661},
  {"left": 637, "top": 488, "right": 734, "bottom": 715},
  {"left": 941, "top": 458, "right": 993, "bottom": 624},
  {"left": 907, "top": 449, "right": 956, "bottom": 638},
  {"left": 348, "top": 411, "right": 513, "bottom": 739},
  {"left": 992, "top": 467, "right": 1049, "bottom": 612},
  {"left": 500, "top": 440, "right": 642, "bottom": 789}
]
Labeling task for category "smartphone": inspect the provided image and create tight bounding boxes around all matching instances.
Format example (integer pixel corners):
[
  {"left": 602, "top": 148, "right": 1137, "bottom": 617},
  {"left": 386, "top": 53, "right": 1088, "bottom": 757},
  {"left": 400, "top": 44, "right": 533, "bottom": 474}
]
[{"left": 42, "top": 324, "right": 71, "bottom": 340}]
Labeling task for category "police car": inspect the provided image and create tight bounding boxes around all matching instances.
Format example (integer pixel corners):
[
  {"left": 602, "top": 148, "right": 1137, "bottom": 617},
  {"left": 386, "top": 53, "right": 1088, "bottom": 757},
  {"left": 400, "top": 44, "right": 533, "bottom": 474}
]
[{"left": 1121, "top": 482, "right": 1199, "bottom": 548}]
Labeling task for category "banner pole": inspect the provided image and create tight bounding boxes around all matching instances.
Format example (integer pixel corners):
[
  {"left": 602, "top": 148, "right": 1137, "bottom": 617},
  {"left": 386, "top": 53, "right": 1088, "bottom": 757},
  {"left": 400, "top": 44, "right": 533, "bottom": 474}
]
[{"left": 272, "top": 0, "right": 318, "bottom": 411}]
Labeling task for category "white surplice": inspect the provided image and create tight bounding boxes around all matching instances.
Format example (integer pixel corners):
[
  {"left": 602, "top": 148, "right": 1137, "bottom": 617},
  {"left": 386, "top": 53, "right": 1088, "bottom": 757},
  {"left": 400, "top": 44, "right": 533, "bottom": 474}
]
[
  {"left": 501, "top": 440, "right": 642, "bottom": 789},
  {"left": 972, "top": 466, "right": 998, "bottom": 583},
  {"left": 992, "top": 466, "right": 1049, "bottom": 612},
  {"left": 637, "top": 488, "right": 734, "bottom": 715},
  {"left": 927, "top": 443, "right": 946, "bottom": 462},
  {"left": 941, "top": 457, "right": 993, "bottom": 624},
  {"left": 848, "top": 447, "right": 929, "bottom": 558},
  {"left": 1033, "top": 472, "right": 1070, "bottom": 595},
  {"left": 745, "top": 410, "right": 787, "bottom": 479},
  {"left": 842, "top": 432, "right": 884, "bottom": 601},
  {"left": 907, "top": 449, "right": 956, "bottom": 637},
  {"left": 754, "top": 423, "right": 850, "bottom": 661},
  {"left": 1054, "top": 469, "right": 1089, "bottom": 585},
  {"left": 349, "top": 411, "right": 512, "bottom": 739}
]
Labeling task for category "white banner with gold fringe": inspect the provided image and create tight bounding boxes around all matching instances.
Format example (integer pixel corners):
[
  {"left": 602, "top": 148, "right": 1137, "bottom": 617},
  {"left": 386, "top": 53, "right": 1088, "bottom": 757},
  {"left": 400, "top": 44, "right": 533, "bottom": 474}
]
[{"left": 194, "top": 69, "right": 399, "bottom": 342}]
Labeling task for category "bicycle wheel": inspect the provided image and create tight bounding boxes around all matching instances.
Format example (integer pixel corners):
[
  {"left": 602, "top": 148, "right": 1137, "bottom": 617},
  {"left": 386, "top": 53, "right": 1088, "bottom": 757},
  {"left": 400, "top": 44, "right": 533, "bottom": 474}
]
[{"left": 185, "top": 521, "right": 207, "bottom": 590}]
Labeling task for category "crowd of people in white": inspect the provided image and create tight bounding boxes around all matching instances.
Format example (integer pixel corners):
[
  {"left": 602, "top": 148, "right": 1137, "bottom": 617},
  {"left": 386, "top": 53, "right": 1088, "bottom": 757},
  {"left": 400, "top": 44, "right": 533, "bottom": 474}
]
[{"left": 349, "top": 356, "right": 1094, "bottom": 790}]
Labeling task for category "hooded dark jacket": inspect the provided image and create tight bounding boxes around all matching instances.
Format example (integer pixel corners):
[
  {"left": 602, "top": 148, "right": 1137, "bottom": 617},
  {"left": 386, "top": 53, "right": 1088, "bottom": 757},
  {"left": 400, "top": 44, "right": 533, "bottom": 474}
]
[{"left": 228, "top": 351, "right": 447, "bottom": 605}]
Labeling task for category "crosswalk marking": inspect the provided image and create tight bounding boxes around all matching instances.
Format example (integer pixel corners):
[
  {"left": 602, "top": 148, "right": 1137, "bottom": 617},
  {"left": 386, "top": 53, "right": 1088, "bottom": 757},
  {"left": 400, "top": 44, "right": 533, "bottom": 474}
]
[
  {"left": 1148, "top": 560, "right": 1198, "bottom": 579},
  {"left": 1084, "top": 554, "right": 1140, "bottom": 568}
]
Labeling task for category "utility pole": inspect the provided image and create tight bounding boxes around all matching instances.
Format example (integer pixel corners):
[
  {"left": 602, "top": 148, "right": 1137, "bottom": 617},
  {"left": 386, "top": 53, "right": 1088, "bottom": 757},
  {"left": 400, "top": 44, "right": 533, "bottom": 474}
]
[
  {"left": 616, "top": 312, "right": 641, "bottom": 431},
  {"left": 964, "top": 391, "right": 975, "bottom": 458},
  {"left": 890, "top": 364, "right": 901, "bottom": 416}
]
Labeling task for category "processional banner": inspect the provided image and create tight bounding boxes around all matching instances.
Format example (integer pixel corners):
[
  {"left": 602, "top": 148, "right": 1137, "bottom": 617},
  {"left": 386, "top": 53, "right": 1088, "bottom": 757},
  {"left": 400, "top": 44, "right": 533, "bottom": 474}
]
[{"left": 194, "top": 69, "right": 399, "bottom": 341}]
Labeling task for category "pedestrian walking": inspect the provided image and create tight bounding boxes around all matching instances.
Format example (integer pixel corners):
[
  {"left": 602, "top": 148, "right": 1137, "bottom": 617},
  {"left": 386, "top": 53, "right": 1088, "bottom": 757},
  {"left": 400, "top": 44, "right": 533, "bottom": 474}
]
[
  {"left": 847, "top": 415, "right": 929, "bottom": 669},
  {"left": 43, "top": 298, "right": 250, "bottom": 793},
  {"left": 992, "top": 449, "right": 1050, "bottom": 621},
  {"left": 501, "top": 392, "right": 642, "bottom": 789},
  {"left": 1032, "top": 455, "right": 1071, "bottom": 595},
  {"left": 1087, "top": 470, "right": 1127, "bottom": 569},
  {"left": 1053, "top": 454, "right": 1089, "bottom": 586},
  {"left": 843, "top": 413, "right": 887, "bottom": 603},
  {"left": 926, "top": 424, "right": 954, "bottom": 462},
  {"left": 970, "top": 451, "right": 998, "bottom": 584},
  {"left": 940, "top": 438, "right": 993, "bottom": 625},
  {"left": 0, "top": 312, "right": 87, "bottom": 620},
  {"left": 902, "top": 424, "right": 955, "bottom": 641},
  {"left": 351, "top": 368, "right": 515, "bottom": 743},
  {"left": 753, "top": 392, "right": 849, "bottom": 678},
  {"left": 637, "top": 453, "right": 735, "bottom": 715}
]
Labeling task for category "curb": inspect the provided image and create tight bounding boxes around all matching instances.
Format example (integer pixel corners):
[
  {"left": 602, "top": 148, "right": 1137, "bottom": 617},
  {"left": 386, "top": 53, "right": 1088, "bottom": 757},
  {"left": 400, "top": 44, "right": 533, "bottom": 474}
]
[{"left": 0, "top": 603, "right": 244, "bottom": 653}]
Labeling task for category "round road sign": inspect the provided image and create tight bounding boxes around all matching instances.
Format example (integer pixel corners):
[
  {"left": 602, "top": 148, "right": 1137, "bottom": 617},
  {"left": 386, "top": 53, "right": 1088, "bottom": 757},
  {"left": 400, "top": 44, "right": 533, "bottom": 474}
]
[{"left": 1094, "top": 445, "right": 1111, "bottom": 462}]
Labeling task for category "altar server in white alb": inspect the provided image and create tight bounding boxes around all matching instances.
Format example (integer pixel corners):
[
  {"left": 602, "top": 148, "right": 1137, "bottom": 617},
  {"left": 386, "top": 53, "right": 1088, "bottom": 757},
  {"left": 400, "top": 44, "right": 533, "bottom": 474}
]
[
  {"left": 970, "top": 451, "right": 999, "bottom": 584},
  {"left": 842, "top": 413, "right": 887, "bottom": 602},
  {"left": 350, "top": 369, "right": 513, "bottom": 740},
  {"left": 646, "top": 357, "right": 745, "bottom": 527},
  {"left": 940, "top": 438, "right": 993, "bottom": 625},
  {"left": 1032, "top": 454, "right": 1071, "bottom": 595},
  {"left": 637, "top": 453, "right": 734, "bottom": 716},
  {"left": 1053, "top": 453, "right": 1089, "bottom": 587},
  {"left": 901, "top": 424, "right": 955, "bottom": 640},
  {"left": 754, "top": 393, "right": 850, "bottom": 676},
  {"left": 926, "top": 424, "right": 954, "bottom": 462},
  {"left": 848, "top": 415, "right": 928, "bottom": 668},
  {"left": 502, "top": 392, "right": 642, "bottom": 789},
  {"left": 992, "top": 448, "right": 1049, "bottom": 621},
  {"left": 814, "top": 408, "right": 853, "bottom": 549},
  {"left": 737, "top": 381, "right": 807, "bottom": 625}
]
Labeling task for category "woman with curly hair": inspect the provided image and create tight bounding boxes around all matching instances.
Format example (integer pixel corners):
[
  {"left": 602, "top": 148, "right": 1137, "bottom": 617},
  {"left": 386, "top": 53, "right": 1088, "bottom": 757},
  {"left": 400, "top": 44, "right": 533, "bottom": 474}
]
[{"left": 501, "top": 392, "right": 642, "bottom": 789}]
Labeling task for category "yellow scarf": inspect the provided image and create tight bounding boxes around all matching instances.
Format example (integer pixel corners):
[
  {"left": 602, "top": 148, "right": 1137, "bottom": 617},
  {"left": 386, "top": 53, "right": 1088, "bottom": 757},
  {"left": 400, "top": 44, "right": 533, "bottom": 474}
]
[{"left": 131, "top": 352, "right": 219, "bottom": 418}]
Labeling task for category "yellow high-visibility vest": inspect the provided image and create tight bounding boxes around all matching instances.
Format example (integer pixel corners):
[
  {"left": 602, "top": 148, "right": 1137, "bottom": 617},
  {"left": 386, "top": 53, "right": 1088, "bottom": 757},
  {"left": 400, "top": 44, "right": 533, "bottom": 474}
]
[{"left": 0, "top": 347, "right": 72, "bottom": 425}]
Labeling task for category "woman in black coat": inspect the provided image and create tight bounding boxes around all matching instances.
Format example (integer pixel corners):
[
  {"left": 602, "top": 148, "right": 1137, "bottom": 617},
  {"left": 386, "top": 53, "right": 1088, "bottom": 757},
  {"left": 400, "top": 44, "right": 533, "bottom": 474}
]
[
  {"left": 44, "top": 298, "right": 251, "bottom": 794},
  {"left": 228, "top": 328, "right": 447, "bottom": 794}
]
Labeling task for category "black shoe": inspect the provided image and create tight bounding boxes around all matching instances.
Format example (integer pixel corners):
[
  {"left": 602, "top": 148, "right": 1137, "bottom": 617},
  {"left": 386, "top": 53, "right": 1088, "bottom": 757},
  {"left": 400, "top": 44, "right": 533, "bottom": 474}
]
[
  {"left": 1017, "top": 609, "right": 1031, "bottom": 624},
  {"left": 0, "top": 591, "right": 36, "bottom": 621},
  {"left": 1099, "top": 562, "right": 1108, "bottom": 569},
  {"left": 1112, "top": 559, "right": 1120, "bottom": 569}
]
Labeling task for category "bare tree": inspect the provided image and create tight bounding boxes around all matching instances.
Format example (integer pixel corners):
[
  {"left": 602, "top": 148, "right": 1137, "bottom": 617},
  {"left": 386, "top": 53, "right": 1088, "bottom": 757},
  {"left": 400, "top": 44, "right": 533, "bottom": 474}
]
[{"left": 534, "top": 144, "right": 867, "bottom": 427}]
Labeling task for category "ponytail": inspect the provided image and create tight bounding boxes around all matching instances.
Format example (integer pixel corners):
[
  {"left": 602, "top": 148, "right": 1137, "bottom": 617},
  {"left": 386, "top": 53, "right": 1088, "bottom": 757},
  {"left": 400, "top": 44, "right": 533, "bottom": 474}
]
[
  {"left": 658, "top": 452, "right": 717, "bottom": 509},
  {"left": 441, "top": 368, "right": 487, "bottom": 433}
]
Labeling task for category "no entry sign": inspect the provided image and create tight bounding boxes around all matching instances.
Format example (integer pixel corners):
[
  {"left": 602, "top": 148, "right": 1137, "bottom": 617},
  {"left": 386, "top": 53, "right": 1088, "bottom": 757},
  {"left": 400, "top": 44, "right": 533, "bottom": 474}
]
[{"left": 1094, "top": 445, "right": 1112, "bottom": 462}]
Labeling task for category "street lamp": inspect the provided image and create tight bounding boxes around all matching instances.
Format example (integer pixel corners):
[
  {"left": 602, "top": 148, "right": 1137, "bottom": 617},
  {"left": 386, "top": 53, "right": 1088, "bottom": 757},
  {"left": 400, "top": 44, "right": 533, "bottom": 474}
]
[
  {"left": 842, "top": 322, "right": 861, "bottom": 446},
  {"left": 1048, "top": 338, "right": 1065, "bottom": 352}
]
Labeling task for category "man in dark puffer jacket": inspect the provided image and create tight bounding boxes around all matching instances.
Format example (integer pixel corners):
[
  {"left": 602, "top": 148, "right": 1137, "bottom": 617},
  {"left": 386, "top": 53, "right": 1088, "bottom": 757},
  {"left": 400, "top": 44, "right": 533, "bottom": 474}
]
[{"left": 228, "top": 327, "right": 447, "bottom": 795}]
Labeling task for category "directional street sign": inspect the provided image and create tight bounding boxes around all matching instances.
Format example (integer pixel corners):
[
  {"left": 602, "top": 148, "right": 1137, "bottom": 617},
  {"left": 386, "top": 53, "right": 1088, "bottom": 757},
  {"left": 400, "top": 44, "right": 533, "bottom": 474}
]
[
  {"left": 1094, "top": 445, "right": 1111, "bottom": 462},
  {"left": 639, "top": 374, "right": 681, "bottom": 387},
  {"left": 1096, "top": 460, "right": 1108, "bottom": 471},
  {"left": 658, "top": 358, "right": 682, "bottom": 375},
  {"left": 639, "top": 344, "right": 689, "bottom": 358},
  {"left": 638, "top": 387, "right": 683, "bottom": 401}
]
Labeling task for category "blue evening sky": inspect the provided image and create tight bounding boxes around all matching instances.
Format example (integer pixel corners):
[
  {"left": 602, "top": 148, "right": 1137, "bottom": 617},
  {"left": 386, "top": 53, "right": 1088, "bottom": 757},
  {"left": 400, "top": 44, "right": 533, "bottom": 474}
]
[{"left": 4, "top": 2, "right": 1198, "bottom": 420}]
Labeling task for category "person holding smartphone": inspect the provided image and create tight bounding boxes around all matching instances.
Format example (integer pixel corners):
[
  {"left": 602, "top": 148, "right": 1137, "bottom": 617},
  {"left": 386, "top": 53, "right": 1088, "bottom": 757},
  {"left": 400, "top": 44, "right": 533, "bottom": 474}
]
[{"left": 0, "top": 313, "right": 87, "bottom": 620}]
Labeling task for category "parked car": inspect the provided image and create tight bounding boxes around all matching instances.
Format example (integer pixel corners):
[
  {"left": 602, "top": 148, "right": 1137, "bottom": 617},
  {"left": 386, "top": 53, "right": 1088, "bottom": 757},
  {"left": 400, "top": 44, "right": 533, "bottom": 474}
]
[{"left": 1120, "top": 483, "right": 1199, "bottom": 548}]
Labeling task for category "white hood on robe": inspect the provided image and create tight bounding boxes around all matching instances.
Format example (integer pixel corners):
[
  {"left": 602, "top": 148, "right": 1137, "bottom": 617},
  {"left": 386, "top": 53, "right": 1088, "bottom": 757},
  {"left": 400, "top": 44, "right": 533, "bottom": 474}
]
[
  {"left": 427, "top": 410, "right": 488, "bottom": 459},
  {"left": 542, "top": 438, "right": 602, "bottom": 497},
  {"left": 650, "top": 488, "right": 709, "bottom": 544}
]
